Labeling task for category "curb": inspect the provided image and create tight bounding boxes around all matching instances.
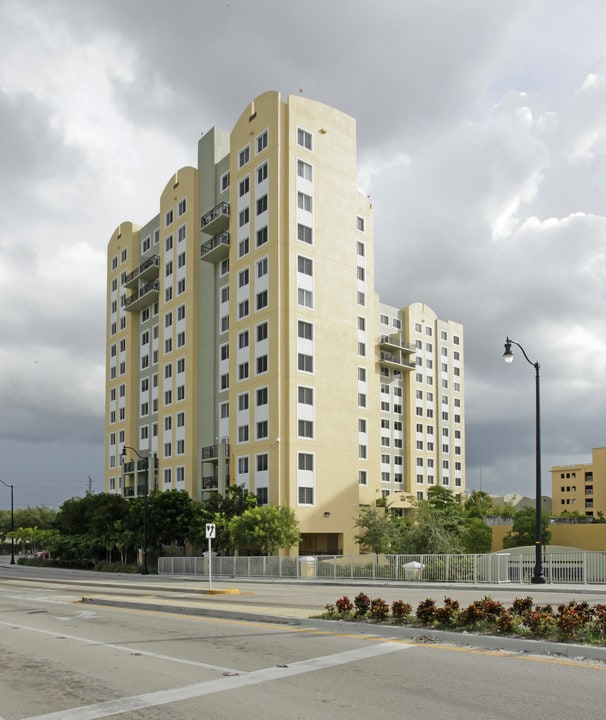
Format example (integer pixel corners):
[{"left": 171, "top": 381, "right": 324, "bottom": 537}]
[{"left": 80, "top": 595, "right": 606, "bottom": 664}]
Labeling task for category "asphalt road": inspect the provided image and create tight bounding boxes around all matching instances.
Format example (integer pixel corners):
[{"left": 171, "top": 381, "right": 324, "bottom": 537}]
[{"left": 1, "top": 565, "right": 606, "bottom": 719}]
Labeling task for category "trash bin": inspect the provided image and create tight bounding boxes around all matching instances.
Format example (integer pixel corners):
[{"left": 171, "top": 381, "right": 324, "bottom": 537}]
[
  {"left": 403, "top": 561, "right": 424, "bottom": 581},
  {"left": 299, "top": 556, "right": 317, "bottom": 578}
]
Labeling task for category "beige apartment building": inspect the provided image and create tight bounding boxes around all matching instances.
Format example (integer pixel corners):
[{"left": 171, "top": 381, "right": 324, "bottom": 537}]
[
  {"left": 551, "top": 447, "right": 606, "bottom": 519},
  {"left": 105, "top": 91, "right": 465, "bottom": 555}
]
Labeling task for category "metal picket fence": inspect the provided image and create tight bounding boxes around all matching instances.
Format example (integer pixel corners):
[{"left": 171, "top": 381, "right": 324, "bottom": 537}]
[{"left": 158, "top": 551, "right": 606, "bottom": 584}]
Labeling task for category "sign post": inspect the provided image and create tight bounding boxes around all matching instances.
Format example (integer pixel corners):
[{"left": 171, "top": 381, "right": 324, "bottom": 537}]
[{"left": 205, "top": 523, "right": 216, "bottom": 591}]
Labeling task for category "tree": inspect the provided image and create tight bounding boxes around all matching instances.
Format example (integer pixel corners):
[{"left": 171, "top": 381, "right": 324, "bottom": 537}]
[
  {"left": 502, "top": 506, "right": 552, "bottom": 549},
  {"left": 463, "top": 491, "right": 494, "bottom": 519},
  {"left": 194, "top": 485, "right": 258, "bottom": 555},
  {"left": 354, "top": 506, "right": 409, "bottom": 554},
  {"left": 460, "top": 518, "right": 493, "bottom": 553},
  {"left": 405, "top": 499, "right": 466, "bottom": 554},
  {"left": 229, "top": 506, "right": 301, "bottom": 556}
]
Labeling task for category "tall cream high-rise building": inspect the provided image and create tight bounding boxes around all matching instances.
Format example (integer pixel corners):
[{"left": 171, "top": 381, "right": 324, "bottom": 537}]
[{"left": 105, "top": 91, "right": 465, "bottom": 555}]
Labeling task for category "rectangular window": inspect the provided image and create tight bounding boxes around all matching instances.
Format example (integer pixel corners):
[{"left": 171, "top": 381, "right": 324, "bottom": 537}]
[
  {"left": 298, "top": 487, "right": 314, "bottom": 505},
  {"left": 297, "top": 192, "right": 312, "bottom": 212},
  {"left": 297, "top": 223, "right": 313, "bottom": 244},
  {"left": 256, "top": 420, "right": 268, "bottom": 439},
  {"left": 239, "top": 330, "right": 249, "bottom": 349},
  {"left": 298, "top": 420, "right": 313, "bottom": 438},
  {"left": 297, "top": 288, "right": 313, "bottom": 308},
  {"left": 238, "top": 145, "right": 250, "bottom": 168},
  {"left": 256, "top": 129, "right": 268, "bottom": 154},
  {"left": 178, "top": 198, "right": 187, "bottom": 216},
  {"left": 239, "top": 207, "right": 250, "bottom": 227},
  {"left": 257, "top": 257, "right": 268, "bottom": 278},
  {"left": 238, "top": 425, "right": 249, "bottom": 443},
  {"left": 256, "top": 355, "right": 268, "bottom": 374},
  {"left": 239, "top": 237, "right": 250, "bottom": 257},
  {"left": 298, "top": 386, "right": 313, "bottom": 405},
  {"left": 257, "top": 161, "right": 268, "bottom": 184},
  {"left": 298, "top": 452, "right": 314, "bottom": 471},
  {"left": 238, "top": 393, "right": 249, "bottom": 411},
  {"left": 297, "top": 256, "right": 313, "bottom": 275},
  {"left": 298, "top": 353, "right": 313, "bottom": 373},
  {"left": 256, "top": 226, "right": 268, "bottom": 247},
  {"left": 298, "top": 320, "right": 313, "bottom": 340},
  {"left": 238, "top": 300, "right": 249, "bottom": 319},
  {"left": 357, "top": 216, "right": 365, "bottom": 232},
  {"left": 256, "top": 195, "right": 268, "bottom": 215},
  {"left": 256, "top": 322, "right": 268, "bottom": 342},
  {"left": 220, "top": 171, "right": 230, "bottom": 192},
  {"left": 238, "top": 362, "right": 249, "bottom": 380},
  {"left": 239, "top": 176, "right": 250, "bottom": 197},
  {"left": 239, "top": 268, "right": 249, "bottom": 287},
  {"left": 297, "top": 159, "right": 313, "bottom": 181},
  {"left": 297, "top": 128, "right": 313, "bottom": 150},
  {"left": 256, "top": 387, "right": 268, "bottom": 405}
]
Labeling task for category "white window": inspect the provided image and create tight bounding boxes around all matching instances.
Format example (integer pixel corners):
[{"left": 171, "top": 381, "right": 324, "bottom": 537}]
[
  {"left": 297, "top": 223, "right": 313, "bottom": 244},
  {"left": 297, "top": 192, "right": 312, "bottom": 212},
  {"left": 357, "top": 216, "right": 365, "bottom": 232},
  {"left": 297, "top": 256, "right": 313, "bottom": 275},
  {"left": 238, "top": 145, "right": 250, "bottom": 167},
  {"left": 297, "top": 128, "right": 313, "bottom": 150},
  {"left": 256, "top": 129, "right": 268, "bottom": 154},
  {"left": 297, "top": 159, "right": 312, "bottom": 181},
  {"left": 257, "top": 162, "right": 268, "bottom": 184}
]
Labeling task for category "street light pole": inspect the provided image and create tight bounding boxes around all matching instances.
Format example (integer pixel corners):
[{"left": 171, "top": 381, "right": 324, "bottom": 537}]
[
  {"left": 503, "top": 336, "right": 546, "bottom": 584},
  {"left": 0, "top": 480, "right": 15, "bottom": 565},
  {"left": 121, "top": 446, "right": 149, "bottom": 575}
]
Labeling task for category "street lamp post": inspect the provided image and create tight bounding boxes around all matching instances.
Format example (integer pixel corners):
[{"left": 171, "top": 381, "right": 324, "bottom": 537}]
[
  {"left": 503, "top": 336, "right": 546, "bottom": 584},
  {"left": 121, "top": 446, "right": 149, "bottom": 575},
  {"left": 0, "top": 480, "right": 15, "bottom": 565}
]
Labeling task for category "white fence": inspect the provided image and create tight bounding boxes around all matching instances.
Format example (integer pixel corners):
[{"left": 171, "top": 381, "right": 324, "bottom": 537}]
[{"left": 158, "top": 551, "right": 606, "bottom": 584}]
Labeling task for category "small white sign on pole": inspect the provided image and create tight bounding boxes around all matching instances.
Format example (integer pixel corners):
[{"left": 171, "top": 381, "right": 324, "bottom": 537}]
[{"left": 205, "top": 523, "right": 216, "bottom": 591}]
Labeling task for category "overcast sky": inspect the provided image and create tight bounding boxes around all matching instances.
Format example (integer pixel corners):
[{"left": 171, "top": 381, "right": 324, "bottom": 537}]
[{"left": 0, "top": 0, "right": 604, "bottom": 509}]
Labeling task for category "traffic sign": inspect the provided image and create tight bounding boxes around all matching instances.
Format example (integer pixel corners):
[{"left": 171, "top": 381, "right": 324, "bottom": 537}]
[{"left": 205, "top": 523, "right": 216, "bottom": 539}]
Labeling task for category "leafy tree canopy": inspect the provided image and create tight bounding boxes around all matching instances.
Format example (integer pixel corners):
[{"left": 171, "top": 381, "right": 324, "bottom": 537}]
[
  {"left": 229, "top": 506, "right": 301, "bottom": 556},
  {"left": 502, "top": 506, "right": 552, "bottom": 549}
]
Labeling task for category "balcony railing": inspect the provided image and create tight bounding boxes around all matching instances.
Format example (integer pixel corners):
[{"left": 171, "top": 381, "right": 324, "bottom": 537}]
[
  {"left": 124, "top": 255, "right": 160, "bottom": 289},
  {"left": 200, "top": 231, "right": 230, "bottom": 263},
  {"left": 201, "top": 476, "right": 219, "bottom": 490},
  {"left": 202, "top": 443, "right": 231, "bottom": 460},
  {"left": 201, "top": 202, "right": 230, "bottom": 235},
  {"left": 124, "top": 280, "right": 160, "bottom": 312},
  {"left": 379, "top": 334, "right": 416, "bottom": 353},
  {"left": 379, "top": 350, "right": 416, "bottom": 371}
]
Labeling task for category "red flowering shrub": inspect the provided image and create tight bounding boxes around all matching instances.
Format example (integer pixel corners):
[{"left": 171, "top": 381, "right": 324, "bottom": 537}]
[
  {"left": 434, "top": 597, "right": 460, "bottom": 625},
  {"left": 335, "top": 596, "right": 353, "bottom": 615},
  {"left": 416, "top": 598, "right": 436, "bottom": 624},
  {"left": 391, "top": 600, "right": 412, "bottom": 622},
  {"left": 354, "top": 592, "right": 371, "bottom": 618},
  {"left": 370, "top": 598, "right": 390, "bottom": 621}
]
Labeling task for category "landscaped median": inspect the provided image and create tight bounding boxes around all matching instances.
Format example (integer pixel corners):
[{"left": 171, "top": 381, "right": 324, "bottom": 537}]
[{"left": 322, "top": 592, "right": 606, "bottom": 646}]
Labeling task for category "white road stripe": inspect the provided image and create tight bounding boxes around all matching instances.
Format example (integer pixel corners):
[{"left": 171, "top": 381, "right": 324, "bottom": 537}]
[
  {"left": 22, "top": 641, "right": 413, "bottom": 720},
  {"left": 0, "top": 619, "right": 240, "bottom": 675}
]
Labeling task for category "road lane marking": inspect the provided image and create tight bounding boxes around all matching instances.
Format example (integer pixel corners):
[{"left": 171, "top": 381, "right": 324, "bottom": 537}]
[
  {"left": 0, "top": 619, "right": 241, "bottom": 675},
  {"left": 21, "top": 641, "right": 413, "bottom": 720}
]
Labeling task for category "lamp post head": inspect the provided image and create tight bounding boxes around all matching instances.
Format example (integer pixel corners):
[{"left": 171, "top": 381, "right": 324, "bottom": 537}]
[{"left": 503, "top": 337, "right": 514, "bottom": 364}]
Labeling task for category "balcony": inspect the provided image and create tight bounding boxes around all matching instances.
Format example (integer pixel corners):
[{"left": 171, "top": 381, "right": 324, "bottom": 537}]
[
  {"left": 379, "top": 350, "right": 416, "bottom": 371},
  {"left": 379, "top": 334, "right": 416, "bottom": 353},
  {"left": 201, "top": 202, "right": 230, "bottom": 235},
  {"left": 202, "top": 443, "right": 231, "bottom": 461},
  {"left": 124, "top": 255, "right": 160, "bottom": 289},
  {"left": 124, "top": 280, "right": 160, "bottom": 312},
  {"left": 201, "top": 476, "right": 219, "bottom": 490},
  {"left": 200, "top": 231, "right": 230, "bottom": 263}
]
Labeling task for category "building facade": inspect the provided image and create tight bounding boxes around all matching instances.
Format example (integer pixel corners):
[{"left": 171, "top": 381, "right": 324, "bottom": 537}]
[
  {"left": 105, "top": 91, "right": 465, "bottom": 555},
  {"left": 551, "top": 447, "right": 606, "bottom": 519}
]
